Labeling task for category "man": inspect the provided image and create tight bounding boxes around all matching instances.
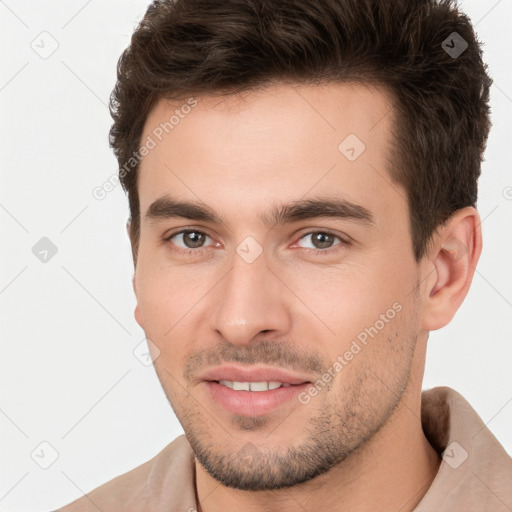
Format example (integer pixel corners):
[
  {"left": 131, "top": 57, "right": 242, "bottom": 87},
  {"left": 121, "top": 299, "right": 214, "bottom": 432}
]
[{"left": 57, "top": 0, "right": 512, "bottom": 510}]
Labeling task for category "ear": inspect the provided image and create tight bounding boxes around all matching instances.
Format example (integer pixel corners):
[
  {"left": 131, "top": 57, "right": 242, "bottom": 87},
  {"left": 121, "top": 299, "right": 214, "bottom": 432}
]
[
  {"left": 128, "top": 218, "right": 144, "bottom": 329},
  {"left": 126, "top": 218, "right": 138, "bottom": 268},
  {"left": 420, "top": 207, "right": 482, "bottom": 331}
]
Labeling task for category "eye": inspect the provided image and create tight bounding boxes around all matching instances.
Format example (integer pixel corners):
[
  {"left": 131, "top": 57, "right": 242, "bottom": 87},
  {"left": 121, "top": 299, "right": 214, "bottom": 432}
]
[
  {"left": 164, "top": 229, "right": 216, "bottom": 255},
  {"left": 163, "top": 229, "right": 349, "bottom": 257},
  {"left": 295, "top": 231, "right": 348, "bottom": 255}
]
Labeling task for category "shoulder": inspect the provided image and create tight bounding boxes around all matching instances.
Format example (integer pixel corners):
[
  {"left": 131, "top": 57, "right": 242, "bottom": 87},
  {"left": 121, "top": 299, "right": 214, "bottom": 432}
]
[
  {"left": 56, "top": 435, "right": 191, "bottom": 512},
  {"left": 417, "top": 386, "right": 512, "bottom": 511}
]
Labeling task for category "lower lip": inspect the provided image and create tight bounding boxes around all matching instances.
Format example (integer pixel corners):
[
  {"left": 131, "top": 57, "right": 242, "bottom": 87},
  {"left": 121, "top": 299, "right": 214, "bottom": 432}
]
[{"left": 204, "top": 381, "right": 311, "bottom": 416}]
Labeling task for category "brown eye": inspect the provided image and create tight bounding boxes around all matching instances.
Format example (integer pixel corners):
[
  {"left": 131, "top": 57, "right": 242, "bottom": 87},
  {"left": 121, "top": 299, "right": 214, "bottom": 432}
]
[
  {"left": 166, "top": 230, "right": 212, "bottom": 250},
  {"left": 297, "top": 232, "right": 342, "bottom": 250}
]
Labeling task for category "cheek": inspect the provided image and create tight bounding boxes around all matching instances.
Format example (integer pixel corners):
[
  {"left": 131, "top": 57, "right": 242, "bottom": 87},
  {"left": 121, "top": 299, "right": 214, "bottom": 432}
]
[
  {"left": 134, "top": 263, "right": 217, "bottom": 370},
  {"left": 328, "top": 298, "right": 419, "bottom": 404},
  {"left": 136, "top": 258, "right": 205, "bottom": 318},
  {"left": 286, "top": 261, "right": 409, "bottom": 335},
  {"left": 135, "top": 266, "right": 186, "bottom": 343}
]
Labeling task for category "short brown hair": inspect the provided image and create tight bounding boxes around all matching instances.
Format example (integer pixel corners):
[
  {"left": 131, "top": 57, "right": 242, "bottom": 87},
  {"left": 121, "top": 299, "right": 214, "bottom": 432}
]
[{"left": 109, "top": 0, "right": 492, "bottom": 263}]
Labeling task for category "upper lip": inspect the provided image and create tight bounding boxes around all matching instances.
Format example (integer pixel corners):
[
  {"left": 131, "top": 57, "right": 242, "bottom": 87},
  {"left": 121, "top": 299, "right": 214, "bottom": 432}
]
[{"left": 199, "top": 365, "right": 313, "bottom": 385}]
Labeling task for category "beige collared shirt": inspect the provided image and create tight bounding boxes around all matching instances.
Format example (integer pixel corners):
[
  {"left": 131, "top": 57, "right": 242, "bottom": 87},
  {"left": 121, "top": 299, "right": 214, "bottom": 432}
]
[{"left": 57, "top": 386, "right": 512, "bottom": 511}]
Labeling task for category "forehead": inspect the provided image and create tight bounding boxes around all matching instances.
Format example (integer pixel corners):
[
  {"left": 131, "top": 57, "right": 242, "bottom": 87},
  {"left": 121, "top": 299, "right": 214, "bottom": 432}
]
[{"left": 137, "top": 82, "right": 403, "bottom": 230}]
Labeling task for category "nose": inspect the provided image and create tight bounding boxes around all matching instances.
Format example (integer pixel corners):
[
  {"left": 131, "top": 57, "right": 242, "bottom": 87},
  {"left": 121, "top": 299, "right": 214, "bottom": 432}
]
[{"left": 208, "top": 247, "right": 292, "bottom": 346}]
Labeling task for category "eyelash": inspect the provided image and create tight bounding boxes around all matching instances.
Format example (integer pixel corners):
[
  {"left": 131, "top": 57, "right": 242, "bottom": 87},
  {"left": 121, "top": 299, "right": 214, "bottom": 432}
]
[{"left": 162, "top": 229, "right": 350, "bottom": 257}]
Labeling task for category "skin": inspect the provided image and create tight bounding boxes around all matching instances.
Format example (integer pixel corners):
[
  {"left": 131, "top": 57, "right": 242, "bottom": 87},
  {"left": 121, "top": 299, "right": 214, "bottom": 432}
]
[{"left": 131, "top": 83, "right": 481, "bottom": 512}]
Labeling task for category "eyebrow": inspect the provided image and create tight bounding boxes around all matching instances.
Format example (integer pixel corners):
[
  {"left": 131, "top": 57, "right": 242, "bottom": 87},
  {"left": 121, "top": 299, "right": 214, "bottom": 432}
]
[{"left": 144, "top": 195, "right": 374, "bottom": 228}]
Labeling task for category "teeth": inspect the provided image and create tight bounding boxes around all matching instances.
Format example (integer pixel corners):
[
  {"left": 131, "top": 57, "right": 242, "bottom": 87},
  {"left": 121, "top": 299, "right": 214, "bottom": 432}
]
[{"left": 218, "top": 380, "right": 292, "bottom": 391}]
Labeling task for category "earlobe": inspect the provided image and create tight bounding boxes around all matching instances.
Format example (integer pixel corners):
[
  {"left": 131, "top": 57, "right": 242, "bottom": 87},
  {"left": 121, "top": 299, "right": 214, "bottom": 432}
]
[{"left": 420, "top": 207, "right": 482, "bottom": 331}]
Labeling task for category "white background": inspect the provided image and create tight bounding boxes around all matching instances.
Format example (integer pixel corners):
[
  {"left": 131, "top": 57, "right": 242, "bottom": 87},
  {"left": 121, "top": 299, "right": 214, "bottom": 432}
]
[{"left": 1, "top": 1, "right": 511, "bottom": 510}]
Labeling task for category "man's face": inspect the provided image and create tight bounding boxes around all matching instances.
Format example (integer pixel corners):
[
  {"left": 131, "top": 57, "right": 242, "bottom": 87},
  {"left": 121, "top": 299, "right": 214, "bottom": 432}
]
[{"left": 133, "top": 83, "right": 425, "bottom": 490}]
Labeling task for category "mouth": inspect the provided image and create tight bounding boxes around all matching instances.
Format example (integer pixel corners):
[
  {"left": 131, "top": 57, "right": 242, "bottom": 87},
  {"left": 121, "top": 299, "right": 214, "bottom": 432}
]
[
  {"left": 198, "top": 365, "right": 314, "bottom": 416},
  {"left": 209, "top": 379, "right": 303, "bottom": 391},
  {"left": 203, "top": 379, "right": 312, "bottom": 416},
  {"left": 198, "top": 364, "right": 313, "bottom": 386}
]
